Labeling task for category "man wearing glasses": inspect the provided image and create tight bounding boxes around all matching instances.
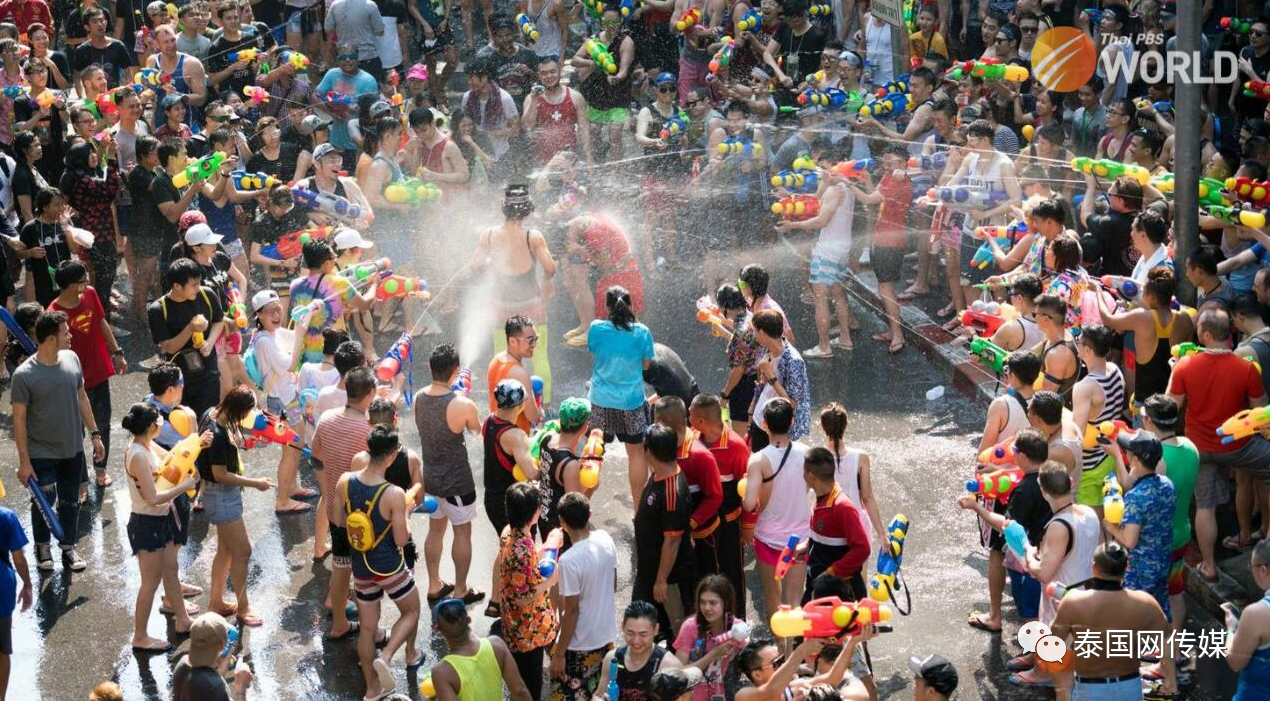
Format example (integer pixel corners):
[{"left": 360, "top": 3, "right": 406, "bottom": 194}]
[
  {"left": 1234, "top": 18, "right": 1270, "bottom": 120},
  {"left": 487, "top": 315, "right": 545, "bottom": 434},
  {"left": 1017, "top": 12, "right": 1039, "bottom": 62}
]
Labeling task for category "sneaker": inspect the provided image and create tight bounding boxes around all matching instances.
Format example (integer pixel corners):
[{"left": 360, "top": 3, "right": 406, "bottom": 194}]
[
  {"left": 111, "top": 325, "right": 132, "bottom": 339},
  {"left": 35, "top": 544, "right": 53, "bottom": 571},
  {"left": 61, "top": 548, "right": 87, "bottom": 572},
  {"left": 802, "top": 345, "right": 833, "bottom": 359}
]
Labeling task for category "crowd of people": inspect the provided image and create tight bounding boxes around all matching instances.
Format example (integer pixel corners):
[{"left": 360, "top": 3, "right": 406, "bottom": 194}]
[{"left": 0, "top": 0, "right": 1267, "bottom": 699}]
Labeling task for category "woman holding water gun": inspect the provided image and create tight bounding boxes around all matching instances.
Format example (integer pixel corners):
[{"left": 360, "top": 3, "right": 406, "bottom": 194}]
[
  {"left": 121, "top": 402, "right": 201, "bottom": 653},
  {"left": 672, "top": 576, "right": 746, "bottom": 701}
]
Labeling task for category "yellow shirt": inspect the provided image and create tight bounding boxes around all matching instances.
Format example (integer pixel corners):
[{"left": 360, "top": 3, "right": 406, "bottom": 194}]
[{"left": 910, "top": 30, "right": 948, "bottom": 60}]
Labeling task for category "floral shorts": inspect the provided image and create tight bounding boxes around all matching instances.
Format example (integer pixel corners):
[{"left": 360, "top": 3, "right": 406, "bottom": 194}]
[{"left": 550, "top": 644, "right": 612, "bottom": 701}]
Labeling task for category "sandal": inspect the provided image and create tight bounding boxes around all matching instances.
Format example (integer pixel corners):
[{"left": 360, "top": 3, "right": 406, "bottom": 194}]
[
  {"left": 181, "top": 583, "right": 203, "bottom": 598},
  {"left": 936, "top": 304, "right": 956, "bottom": 318},
  {"left": 291, "top": 488, "right": 319, "bottom": 501},
  {"left": 1008, "top": 669, "right": 1054, "bottom": 688},
  {"left": 213, "top": 602, "right": 239, "bottom": 617},
  {"left": 95, "top": 474, "right": 113, "bottom": 488},
  {"left": 460, "top": 587, "right": 486, "bottom": 605},
  {"left": 483, "top": 600, "right": 501, "bottom": 618},
  {"left": 237, "top": 613, "right": 263, "bottom": 627},
  {"left": 327, "top": 621, "right": 360, "bottom": 640},
  {"left": 1222, "top": 534, "right": 1257, "bottom": 552},
  {"left": 426, "top": 582, "right": 455, "bottom": 606},
  {"left": 406, "top": 651, "right": 427, "bottom": 670},
  {"left": 967, "top": 613, "right": 1001, "bottom": 633},
  {"left": 159, "top": 600, "right": 201, "bottom": 616},
  {"left": 871, "top": 333, "right": 892, "bottom": 343}
]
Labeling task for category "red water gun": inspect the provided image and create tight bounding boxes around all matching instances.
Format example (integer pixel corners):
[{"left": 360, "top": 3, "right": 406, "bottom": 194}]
[
  {"left": 376, "top": 333, "right": 413, "bottom": 382},
  {"left": 966, "top": 467, "right": 1024, "bottom": 502},
  {"left": 771, "top": 195, "right": 820, "bottom": 220},
  {"left": 1226, "top": 177, "right": 1270, "bottom": 207},
  {"left": 1245, "top": 81, "right": 1270, "bottom": 100},
  {"left": 242, "top": 411, "right": 308, "bottom": 454},
  {"left": 675, "top": 6, "right": 700, "bottom": 31},
  {"left": 375, "top": 275, "right": 428, "bottom": 301},
  {"left": 266, "top": 225, "right": 332, "bottom": 260},
  {"left": 959, "top": 299, "right": 1017, "bottom": 337},
  {"left": 769, "top": 596, "right": 893, "bottom": 639},
  {"left": 977, "top": 438, "right": 1018, "bottom": 466}
]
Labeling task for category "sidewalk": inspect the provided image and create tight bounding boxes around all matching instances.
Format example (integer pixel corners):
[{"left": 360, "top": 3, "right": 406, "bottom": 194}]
[{"left": 841, "top": 266, "right": 1263, "bottom": 618}]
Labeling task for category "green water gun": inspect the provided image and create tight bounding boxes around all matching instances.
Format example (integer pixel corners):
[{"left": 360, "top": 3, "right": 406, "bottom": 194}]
[{"left": 969, "top": 337, "right": 1008, "bottom": 373}]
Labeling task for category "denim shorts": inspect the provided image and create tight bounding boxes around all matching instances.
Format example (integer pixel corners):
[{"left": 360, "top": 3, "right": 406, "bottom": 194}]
[
  {"left": 127, "top": 512, "right": 174, "bottom": 554},
  {"left": 1072, "top": 675, "right": 1141, "bottom": 700},
  {"left": 1007, "top": 568, "right": 1041, "bottom": 620},
  {"left": 202, "top": 481, "right": 244, "bottom": 525}
]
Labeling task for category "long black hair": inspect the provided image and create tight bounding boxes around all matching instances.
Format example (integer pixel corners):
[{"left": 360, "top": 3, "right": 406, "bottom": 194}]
[
  {"left": 58, "top": 141, "right": 96, "bottom": 195},
  {"left": 605, "top": 285, "right": 635, "bottom": 330}
]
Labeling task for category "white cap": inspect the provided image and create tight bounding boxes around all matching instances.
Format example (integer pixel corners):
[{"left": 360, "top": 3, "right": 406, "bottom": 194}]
[
  {"left": 251, "top": 289, "right": 280, "bottom": 313},
  {"left": 333, "top": 228, "right": 374, "bottom": 250},
  {"left": 184, "top": 223, "right": 223, "bottom": 247}
]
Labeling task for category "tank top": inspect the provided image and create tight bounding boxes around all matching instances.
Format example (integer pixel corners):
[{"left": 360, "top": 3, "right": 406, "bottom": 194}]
[
  {"left": 298, "top": 175, "right": 348, "bottom": 200},
  {"left": 755, "top": 442, "right": 812, "bottom": 551},
  {"left": 829, "top": 444, "right": 873, "bottom": 550},
  {"left": 443, "top": 638, "right": 504, "bottom": 701},
  {"left": 1000, "top": 392, "right": 1029, "bottom": 440},
  {"left": 1134, "top": 310, "right": 1176, "bottom": 404},
  {"left": 1038, "top": 505, "right": 1100, "bottom": 624},
  {"left": 1049, "top": 423, "right": 1083, "bottom": 473},
  {"left": 1248, "top": 333, "right": 1270, "bottom": 400},
  {"left": 614, "top": 645, "right": 668, "bottom": 701},
  {"left": 384, "top": 450, "right": 411, "bottom": 491},
  {"left": 641, "top": 102, "right": 681, "bottom": 177},
  {"left": 580, "top": 32, "right": 632, "bottom": 110},
  {"left": 1099, "top": 130, "right": 1132, "bottom": 162},
  {"left": 487, "top": 355, "right": 533, "bottom": 434},
  {"left": 1038, "top": 337, "right": 1079, "bottom": 405},
  {"left": 1235, "top": 592, "right": 1270, "bottom": 700},
  {"left": 864, "top": 21, "right": 893, "bottom": 88},
  {"left": 373, "top": 153, "right": 404, "bottom": 183},
  {"left": 1010, "top": 316, "right": 1044, "bottom": 352},
  {"left": 198, "top": 193, "right": 238, "bottom": 243},
  {"left": 1080, "top": 364, "right": 1126, "bottom": 471},
  {"left": 166, "top": 54, "right": 203, "bottom": 127},
  {"left": 539, "top": 440, "right": 575, "bottom": 529},
  {"left": 811, "top": 183, "right": 854, "bottom": 263},
  {"left": 127, "top": 442, "right": 169, "bottom": 517},
  {"left": 486, "top": 227, "right": 542, "bottom": 308},
  {"left": 482, "top": 414, "right": 519, "bottom": 498},
  {"left": 414, "top": 390, "right": 476, "bottom": 498},
  {"left": 345, "top": 475, "right": 404, "bottom": 577},
  {"left": 959, "top": 151, "right": 1009, "bottom": 224},
  {"left": 526, "top": 0, "right": 563, "bottom": 58},
  {"left": 531, "top": 89, "right": 579, "bottom": 163}
]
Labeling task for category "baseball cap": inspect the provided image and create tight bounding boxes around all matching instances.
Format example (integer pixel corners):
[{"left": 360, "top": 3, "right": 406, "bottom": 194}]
[
  {"left": 187, "top": 612, "right": 232, "bottom": 667},
  {"left": 178, "top": 210, "right": 208, "bottom": 234},
  {"left": 299, "top": 113, "right": 331, "bottom": 136},
  {"left": 558, "top": 397, "right": 592, "bottom": 432},
  {"left": 490, "top": 14, "right": 516, "bottom": 31},
  {"left": 908, "top": 654, "right": 958, "bottom": 697},
  {"left": 333, "top": 228, "right": 374, "bottom": 251},
  {"left": 160, "top": 93, "right": 187, "bottom": 111},
  {"left": 183, "top": 223, "right": 223, "bottom": 247},
  {"left": 313, "top": 142, "right": 340, "bottom": 161},
  {"left": 1118, "top": 432, "right": 1163, "bottom": 469},
  {"left": 251, "top": 289, "right": 280, "bottom": 313},
  {"left": 369, "top": 100, "right": 392, "bottom": 120},
  {"left": 648, "top": 668, "right": 704, "bottom": 701},
  {"left": 406, "top": 63, "right": 429, "bottom": 81},
  {"left": 652, "top": 71, "right": 676, "bottom": 86},
  {"left": 494, "top": 379, "right": 526, "bottom": 408}
]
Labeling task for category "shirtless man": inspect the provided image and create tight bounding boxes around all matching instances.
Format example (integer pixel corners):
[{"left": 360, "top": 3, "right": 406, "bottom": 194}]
[
  {"left": 1051, "top": 543, "right": 1177, "bottom": 699},
  {"left": 1070, "top": 323, "right": 1125, "bottom": 517}
]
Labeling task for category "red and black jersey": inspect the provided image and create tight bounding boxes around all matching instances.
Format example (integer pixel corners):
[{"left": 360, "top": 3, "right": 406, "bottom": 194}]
[
  {"left": 481, "top": 414, "right": 519, "bottom": 496},
  {"left": 633, "top": 467, "right": 695, "bottom": 585},
  {"left": 703, "top": 428, "right": 750, "bottom": 522},
  {"left": 808, "top": 484, "right": 870, "bottom": 580},
  {"left": 678, "top": 430, "right": 723, "bottom": 538}
]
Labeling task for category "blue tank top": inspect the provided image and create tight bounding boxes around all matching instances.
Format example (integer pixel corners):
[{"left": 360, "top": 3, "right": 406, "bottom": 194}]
[
  {"left": 346, "top": 476, "right": 405, "bottom": 578},
  {"left": 169, "top": 54, "right": 204, "bottom": 127},
  {"left": 198, "top": 194, "right": 238, "bottom": 243},
  {"left": 1236, "top": 593, "right": 1270, "bottom": 700}
]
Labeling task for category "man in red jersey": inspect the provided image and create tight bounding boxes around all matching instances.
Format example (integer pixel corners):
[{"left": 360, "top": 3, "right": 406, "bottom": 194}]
[{"left": 689, "top": 393, "right": 750, "bottom": 613}]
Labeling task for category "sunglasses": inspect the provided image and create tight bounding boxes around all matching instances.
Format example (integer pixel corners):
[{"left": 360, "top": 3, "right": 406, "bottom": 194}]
[
  {"left": 1253, "top": 29, "right": 1268, "bottom": 37},
  {"left": 1021, "top": 26, "right": 1038, "bottom": 33},
  {"left": 657, "top": 85, "right": 675, "bottom": 92},
  {"left": 684, "top": 100, "right": 701, "bottom": 107},
  {"left": 209, "top": 114, "right": 231, "bottom": 122}
]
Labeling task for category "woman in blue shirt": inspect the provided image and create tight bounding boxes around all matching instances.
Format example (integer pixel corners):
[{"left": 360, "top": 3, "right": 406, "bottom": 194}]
[
  {"left": 587, "top": 285, "right": 655, "bottom": 505},
  {"left": 1229, "top": 539, "right": 1270, "bottom": 700}
]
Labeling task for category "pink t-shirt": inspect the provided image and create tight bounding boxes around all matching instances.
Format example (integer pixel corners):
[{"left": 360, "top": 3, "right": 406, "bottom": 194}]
[{"left": 673, "top": 616, "right": 743, "bottom": 701}]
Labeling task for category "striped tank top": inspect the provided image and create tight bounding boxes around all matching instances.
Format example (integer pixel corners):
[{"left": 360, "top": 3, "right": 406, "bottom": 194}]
[{"left": 1081, "top": 364, "right": 1126, "bottom": 471}]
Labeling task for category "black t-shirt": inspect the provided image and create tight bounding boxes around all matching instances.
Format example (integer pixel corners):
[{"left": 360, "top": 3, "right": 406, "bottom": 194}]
[
  {"left": 147, "top": 287, "right": 224, "bottom": 376},
  {"left": 19, "top": 219, "right": 71, "bottom": 306},
  {"left": 14, "top": 96, "right": 66, "bottom": 185},
  {"left": 67, "top": 6, "right": 114, "bottom": 44},
  {"left": 114, "top": 0, "right": 149, "bottom": 46},
  {"left": 166, "top": 249, "right": 234, "bottom": 306},
  {"left": 195, "top": 407, "right": 238, "bottom": 483},
  {"left": 206, "top": 28, "right": 265, "bottom": 97},
  {"left": 633, "top": 469, "right": 694, "bottom": 584},
  {"left": 10, "top": 163, "right": 42, "bottom": 224},
  {"left": 246, "top": 142, "right": 301, "bottom": 182},
  {"left": 171, "top": 656, "right": 233, "bottom": 701},
  {"left": 252, "top": 1, "right": 285, "bottom": 30},
  {"left": 1006, "top": 472, "right": 1053, "bottom": 546},
  {"left": 773, "top": 23, "right": 825, "bottom": 85},
  {"left": 1238, "top": 45, "right": 1270, "bottom": 120},
  {"left": 1084, "top": 209, "right": 1136, "bottom": 277},
  {"left": 643, "top": 342, "right": 699, "bottom": 407},
  {"left": 477, "top": 44, "right": 539, "bottom": 102},
  {"left": 151, "top": 169, "right": 182, "bottom": 252},
  {"left": 280, "top": 124, "right": 309, "bottom": 154},
  {"left": 72, "top": 39, "right": 136, "bottom": 88},
  {"left": 126, "top": 166, "right": 166, "bottom": 254}
]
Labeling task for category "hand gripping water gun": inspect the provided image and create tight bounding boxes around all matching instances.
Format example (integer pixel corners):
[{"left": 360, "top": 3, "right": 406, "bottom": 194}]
[
  {"left": 1222, "top": 17, "right": 1254, "bottom": 34},
  {"left": 1199, "top": 177, "right": 1231, "bottom": 207},
  {"left": 968, "top": 336, "right": 1008, "bottom": 372},
  {"left": 291, "top": 186, "right": 371, "bottom": 224},
  {"left": 770, "top": 596, "right": 893, "bottom": 639},
  {"left": 774, "top": 534, "right": 800, "bottom": 580},
  {"left": 527, "top": 421, "right": 559, "bottom": 474},
  {"left": 538, "top": 528, "right": 565, "bottom": 576},
  {"left": 242, "top": 85, "right": 269, "bottom": 104},
  {"left": 376, "top": 333, "right": 414, "bottom": 382},
  {"left": 157, "top": 432, "right": 202, "bottom": 498},
  {"left": 1217, "top": 406, "right": 1270, "bottom": 443},
  {"left": 376, "top": 275, "right": 428, "bottom": 301},
  {"left": 1103, "top": 473, "right": 1125, "bottom": 524},
  {"left": 659, "top": 113, "right": 687, "bottom": 140},
  {"left": 1003, "top": 519, "right": 1029, "bottom": 558},
  {"left": 323, "top": 90, "right": 357, "bottom": 107},
  {"left": 771, "top": 194, "right": 820, "bottom": 220},
  {"left": 907, "top": 152, "right": 949, "bottom": 172},
  {"left": 228, "top": 48, "right": 258, "bottom": 63},
  {"left": 736, "top": 8, "right": 762, "bottom": 32},
  {"left": 450, "top": 367, "right": 473, "bottom": 395},
  {"left": 262, "top": 225, "right": 333, "bottom": 260},
  {"left": 532, "top": 376, "right": 544, "bottom": 408},
  {"left": 1135, "top": 99, "right": 1173, "bottom": 114},
  {"left": 516, "top": 13, "right": 540, "bottom": 42},
  {"left": 231, "top": 171, "right": 280, "bottom": 191},
  {"left": 1244, "top": 80, "right": 1270, "bottom": 100},
  {"left": 709, "top": 36, "right": 735, "bottom": 74},
  {"left": 960, "top": 299, "right": 1018, "bottom": 337},
  {"left": 1082, "top": 8, "right": 1102, "bottom": 23},
  {"left": 925, "top": 186, "right": 1008, "bottom": 209},
  {"left": 619, "top": 0, "right": 644, "bottom": 16},
  {"left": 135, "top": 68, "right": 172, "bottom": 88},
  {"left": 831, "top": 158, "right": 875, "bottom": 179},
  {"left": 242, "top": 411, "right": 309, "bottom": 455},
  {"left": 859, "top": 91, "right": 910, "bottom": 118},
  {"left": 696, "top": 296, "right": 728, "bottom": 336},
  {"left": 1205, "top": 203, "right": 1268, "bottom": 228},
  {"left": 1171, "top": 342, "right": 1201, "bottom": 359},
  {"left": 970, "top": 222, "right": 1028, "bottom": 270},
  {"left": 172, "top": 152, "right": 225, "bottom": 188},
  {"left": 383, "top": 177, "right": 442, "bottom": 206},
  {"left": 584, "top": 39, "right": 618, "bottom": 74},
  {"left": 404, "top": 484, "right": 439, "bottom": 514},
  {"left": 578, "top": 428, "right": 605, "bottom": 488},
  {"left": 771, "top": 168, "right": 819, "bottom": 192},
  {"left": 1225, "top": 177, "right": 1270, "bottom": 207},
  {"left": 978, "top": 437, "right": 1019, "bottom": 466},
  {"left": 281, "top": 50, "right": 310, "bottom": 70},
  {"left": 797, "top": 87, "right": 854, "bottom": 109},
  {"left": 1100, "top": 275, "right": 1139, "bottom": 300},
  {"left": 1070, "top": 157, "right": 1151, "bottom": 185},
  {"left": 966, "top": 466, "right": 1024, "bottom": 502},
  {"left": 675, "top": 6, "right": 701, "bottom": 32},
  {"left": 26, "top": 476, "right": 63, "bottom": 541},
  {"left": 226, "top": 284, "right": 249, "bottom": 329},
  {"left": 808, "top": 2, "right": 831, "bottom": 16},
  {"left": 718, "top": 135, "right": 762, "bottom": 156},
  {"left": 868, "top": 514, "right": 908, "bottom": 604}
]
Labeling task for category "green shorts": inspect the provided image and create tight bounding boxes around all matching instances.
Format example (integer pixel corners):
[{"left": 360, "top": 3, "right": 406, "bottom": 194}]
[
  {"left": 588, "top": 105, "right": 628, "bottom": 124},
  {"left": 1076, "top": 453, "right": 1115, "bottom": 507}
]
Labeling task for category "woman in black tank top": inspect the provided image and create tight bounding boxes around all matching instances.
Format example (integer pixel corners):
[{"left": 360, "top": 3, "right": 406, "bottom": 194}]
[{"left": 537, "top": 441, "right": 575, "bottom": 532}]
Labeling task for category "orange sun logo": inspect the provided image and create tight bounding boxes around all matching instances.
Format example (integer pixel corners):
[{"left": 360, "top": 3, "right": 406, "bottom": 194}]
[{"left": 1032, "top": 27, "right": 1098, "bottom": 92}]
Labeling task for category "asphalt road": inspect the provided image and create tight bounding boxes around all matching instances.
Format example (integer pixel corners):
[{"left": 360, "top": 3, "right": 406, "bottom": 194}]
[{"left": 0, "top": 242, "right": 1240, "bottom": 700}]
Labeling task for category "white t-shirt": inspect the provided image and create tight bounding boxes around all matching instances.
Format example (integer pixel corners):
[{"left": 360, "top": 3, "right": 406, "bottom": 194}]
[
  {"left": 558, "top": 529, "right": 618, "bottom": 651},
  {"left": 254, "top": 329, "right": 297, "bottom": 405},
  {"left": 315, "top": 384, "right": 347, "bottom": 417},
  {"left": 298, "top": 361, "right": 340, "bottom": 427}
]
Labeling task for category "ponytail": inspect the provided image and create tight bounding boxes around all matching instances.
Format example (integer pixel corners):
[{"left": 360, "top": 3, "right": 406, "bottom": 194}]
[
  {"left": 819, "top": 402, "right": 847, "bottom": 454},
  {"left": 605, "top": 285, "right": 635, "bottom": 330}
]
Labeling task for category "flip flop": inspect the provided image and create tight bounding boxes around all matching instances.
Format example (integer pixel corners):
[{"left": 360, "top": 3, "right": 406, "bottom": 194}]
[
  {"left": 967, "top": 613, "right": 1001, "bottom": 633},
  {"left": 312, "top": 550, "right": 331, "bottom": 563},
  {"left": 872, "top": 333, "right": 892, "bottom": 342},
  {"left": 214, "top": 603, "right": 239, "bottom": 617},
  {"left": 275, "top": 502, "right": 313, "bottom": 515},
  {"left": 460, "top": 587, "right": 486, "bottom": 605},
  {"left": 1005, "top": 653, "right": 1035, "bottom": 673},
  {"left": 1008, "top": 670, "right": 1054, "bottom": 688},
  {"left": 159, "top": 600, "right": 201, "bottom": 616},
  {"left": 1223, "top": 534, "right": 1257, "bottom": 552},
  {"left": 292, "top": 488, "right": 319, "bottom": 501},
  {"left": 132, "top": 641, "right": 172, "bottom": 654},
  {"left": 237, "top": 613, "right": 263, "bottom": 627},
  {"left": 426, "top": 582, "right": 455, "bottom": 606},
  {"left": 327, "top": 620, "right": 360, "bottom": 640},
  {"left": 181, "top": 583, "right": 203, "bottom": 598},
  {"left": 373, "top": 657, "right": 395, "bottom": 695},
  {"left": 406, "top": 651, "right": 427, "bottom": 670}
]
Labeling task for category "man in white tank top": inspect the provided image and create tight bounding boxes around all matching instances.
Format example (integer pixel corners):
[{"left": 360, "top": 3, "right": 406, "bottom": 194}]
[{"left": 741, "top": 397, "right": 811, "bottom": 620}]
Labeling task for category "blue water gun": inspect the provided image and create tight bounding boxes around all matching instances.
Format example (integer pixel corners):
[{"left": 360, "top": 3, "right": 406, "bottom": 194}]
[
  {"left": 658, "top": 113, "right": 687, "bottom": 140},
  {"left": 770, "top": 168, "right": 820, "bottom": 193},
  {"left": 1004, "top": 519, "right": 1028, "bottom": 558},
  {"left": 735, "top": 8, "right": 762, "bottom": 32},
  {"left": 717, "top": 135, "right": 762, "bottom": 157},
  {"left": 925, "top": 186, "right": 1009, "bottom": 209},
  {"left": 867, "top": 514, "right": 908, "bottom": 610},
  {"left": 969, "top": 222, "right": 1028, "bottom": 270},
  {"left": 292, "top": 186, "right": 370, "bottom": 224},
  {"left": 907, "top": 152, "right": 949, "bottom": 172},
  {"left": 859, "top": 91, "right": 910, "bottom": 118},
  {"left": 607, "top": 658, "right": 619, "bottom": 701}
]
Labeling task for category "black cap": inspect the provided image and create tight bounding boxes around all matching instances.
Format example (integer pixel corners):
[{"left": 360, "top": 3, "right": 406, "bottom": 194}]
[
  {"left": 1118, "top": 432, "right": 1163, "bottom": 470},
  {"left": 909, "top": 654, "right": 958, "bottom": 697}
]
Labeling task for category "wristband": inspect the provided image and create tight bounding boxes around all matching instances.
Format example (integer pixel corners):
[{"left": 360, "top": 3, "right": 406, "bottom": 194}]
[{"left": 90, "top": 430, "right": 102, "bottom": 437}]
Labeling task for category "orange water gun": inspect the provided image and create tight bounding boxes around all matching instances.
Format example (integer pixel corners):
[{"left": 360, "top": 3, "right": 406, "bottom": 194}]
[
  {"left": 771, "top": 195, "right": 820, "bottom": 220},
  {"left": 966, "top": 467, "right": 1024, "bottom": 502},
  {"left": 770, "top": 596, "right": 893, "bottom": 639},
  {"left": 676, "top": 6, "right": 701, "bottom": 31},
  {"left": 578, "top": 428, "right": 605, "bottom": 489}
]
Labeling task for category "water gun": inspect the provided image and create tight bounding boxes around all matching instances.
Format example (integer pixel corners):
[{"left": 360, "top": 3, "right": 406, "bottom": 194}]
[
  {"left": 696, "top": 296, "right": 727, "bottom": 336},
  {"left": 172, "top": 152, "right": 225, "bottom": 188},
  {"left": 515, "top": 12, "right": 539, "bottom": 42},
  {"left": 961, "top": 300, "right": 1018, "bottom": 337},
  {"left": 580, "top": 0, "right": 604, "bottom": 18},
  {"left": 966, "top": 466, "right": 1024, "bottom": 502},
  {"left": 1245, "top": 80, "right": 1270, "bottom": 100},
  {"left": 907, "top": 152, "right": 949, "bottom": 172},
  {"left": 157, "top": 432, "right": 202, "bottom": 498},
  {"left": 1003, "top": 519, "right": 1028, "bottom": 558},
  {"left": 1135, "top": 99, "right": 1173, "bottom": 114},
  {"left": 450, "top": 367, "right": 472, "bottom": 395},
  {"left": 1225, "top": 177, "right": 1270, "bottom": 207},
  {"left": 578, "top": 428, "right": 605, "bottom": 489},
  {"left": 1151, "top": 172, "right": 1174, "bottom": 195},
  {"left": 1222, "top": 17, "right": 1254, "bottom": 33},
  {"left": 969, "top": 61, "right": 1029, "bottom": 81},
  {"left": 242, "top": 411, "right": 309, "bottom": 455},
  {"left": 770, "top": 596, "right": 893, "bottom": 639},
  {"left": 281, "top": 50, "right": 310, "bottom": 70},
  {"left": 241, "top": 85, "right": 269, "bottom": 105},
  {"left": 26, "top": 476, "right": 64, "bottom": 541},
  {"left": 968, "top": 336, "right": 1008, "bottom": 372},
  {"left": 227, "top": 48, "right": 257, "bottom": 63},
  {"left": 925, "top": 187, "right": 1008, "bottom": 209},
  {"left": 1205, "top": 203, "right": 1268, "bottom": 228},
  {"left": 1070, "top": 157, "right": 1150, "bottom": 185},
  {"left": 874, "top": 74, "right": 910, "bottom": 97},
  {"left": 867, "top": 514, "right": 908, "bottom": 603},
  {"left": 376, "top": 275, "right": 428, "bottom": 301},
  {"left": 291, "top": 186, "right": 371, "bottom": 224},
  {"left": 676, "top": 6, "right": 700, "bottom": 32},
  {"left": 1100, "top": 275, "right": 1139, "bottom": 300},
  {"left": 770, "top": 168, "right": 819, "bottom": 193},
  {"left": 1199, "top": 177, "right": 1231, "bottom": 207},
  {"left": 538, "top": 528, "right": 564, "bottom": 576},
  {"left": 709, "top": 36, "right": 735, "bottom": 75},
  {"left": 619, "top": 0, "right": 644, "bottom": 16},
  {"left": 94, "top": 92, "right": 119, "bottom": 117},
  {"left": 830, "top": 159, "right": 875, "bottom": 180},
  {"left": 1217, "top": 406, "right": 1270, "bottom": 443},
  {"left": 736, "top": 8, "right": 762, "bottom": 32},
  {"left": 659, "top": 114, "right": 687, "bottom": 140},
  {"left": 192, "top": 331, "right": 205, "bottom": 348},
  {"left": 34, "top": 89, "right": 60, "bottom": 111},
  {"left": 1171, "top": 342, "right": 1201, "bottom": 359},
  {"left": 231, "top": 171, "right": 280, "bottom": 191},
  {"left": 771, "top": 194, "right": 820, "bottom": 220},
  {"left": 419, "top": 676, "right": 436, "bottom": 698},
  {"left": 796, "top": 87, "right": 855, "bottom": 110},
  {"left": 859, "top": 91, "right": 910, "bottom": 118},
  {"left": 531, "top": 376, "right": 544, "bottom": 408},
  {"left": 774, "top": 534, "right": 800, "bottom": 580},
  {"left": 978, "top": 437, "right": 1019, "bottom": 466},
  {"left": 323, "top": 90, "right": 357, "bottom": 107},
  {"left": 1082, "top": 8, "right": 1102, "bottom": 23},
  {"left": 717, "top": 136, "right": 762, "bottom": 157},
  {"left": 376, "top": 333, "right": 414, "bottom": 382},
  {"left": 383, "top": 177, "right": 442, "bottom": 206},
  {"left": 226, "top": 284, "right": 249, "bottom": 329},
  {"left": 970, "top": 222, "right": 1027, "bottom": 270},
  {"left": 808, "top": 2, "right": 831, "bottom": 16},
  {"left": 583, "top": 39, "right": 617, "bottom": 74},
  {"left": 1103, "top": 473, "right": 1124, "bottom": 524},
  {"left": 607, "top": 659, "right": 619, "bottom": 701},
  {"left": 289, "top": 299, "right": 323, "bottom": 324},
  {"left": 403, "top": 484, "right": 439, "bottom": 514},
  {"left": 135, "top": 68, "right": 172, "bottom": 88},
  {"left": 262, "top": 225, "right": 332, "bottom": 260},
  {"left": 0, "top": 85, "right": 27, "bottom": 100}
]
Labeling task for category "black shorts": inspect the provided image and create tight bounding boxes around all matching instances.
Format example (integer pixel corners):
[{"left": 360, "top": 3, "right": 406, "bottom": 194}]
[
  {"left": 727, "top": 372, "right": 757, "bottom": 422},
  {"left": 485, "top": 491, "right": 508, "bottom": 537},
  {"left": 285, "top": 4, "right": 322, "bottom": 35},
  {"left": 871, "top": 245, "right": 905, "bottom": 284},
  {"left": 172, "top": 493, "right": 191, "bottom": 546},
  {"left": 331, "top": 523, "right": 352, "bottom": 568},
  {"left": 127, "top": 512, "right": 174, "bottom": 555},
  {"left": 0, "top": 617, "right": 11, "bottom": 655},
  {"left": 420, "top": 27, "right": 457, "bottom": 56}
]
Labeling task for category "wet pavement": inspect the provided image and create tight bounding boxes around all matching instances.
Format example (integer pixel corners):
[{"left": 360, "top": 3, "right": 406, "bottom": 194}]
[{"left": 0, "top": 252, "right": 1240, "bottom": 700}]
